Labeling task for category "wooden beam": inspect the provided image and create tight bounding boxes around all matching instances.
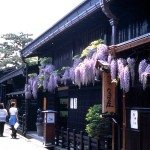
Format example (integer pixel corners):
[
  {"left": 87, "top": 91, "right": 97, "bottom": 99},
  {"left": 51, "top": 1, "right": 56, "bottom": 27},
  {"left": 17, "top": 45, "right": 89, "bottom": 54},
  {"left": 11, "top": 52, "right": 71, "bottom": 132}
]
[{"left": 58, "top": 86, "right": 69, "bottom": 91}]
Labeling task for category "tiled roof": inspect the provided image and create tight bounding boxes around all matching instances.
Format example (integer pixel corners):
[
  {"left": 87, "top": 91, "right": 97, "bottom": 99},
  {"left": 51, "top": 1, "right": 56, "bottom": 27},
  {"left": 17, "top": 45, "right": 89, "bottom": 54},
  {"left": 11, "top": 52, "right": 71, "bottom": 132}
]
[
  {"left": 21, "top": 0, "right": 101, "bottom": 57},
  {"left": 0, "top": 67, "right": 24, "bottom": 83}
]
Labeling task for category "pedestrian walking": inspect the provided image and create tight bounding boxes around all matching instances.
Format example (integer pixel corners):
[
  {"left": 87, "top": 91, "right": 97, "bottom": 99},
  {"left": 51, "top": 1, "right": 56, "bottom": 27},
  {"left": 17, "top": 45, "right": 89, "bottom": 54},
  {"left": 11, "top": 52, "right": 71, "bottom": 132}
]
[
  {"left": 9, "top": 102, "right": 18, "bottom": 139},
  {"left": 0, "top": 103, "right": 8, "bottom": 137}
]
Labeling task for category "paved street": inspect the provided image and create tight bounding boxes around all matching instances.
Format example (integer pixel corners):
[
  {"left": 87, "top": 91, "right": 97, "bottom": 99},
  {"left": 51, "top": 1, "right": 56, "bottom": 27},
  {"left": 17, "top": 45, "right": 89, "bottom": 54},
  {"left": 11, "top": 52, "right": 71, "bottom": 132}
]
[{"left": 0, "top": 124, "right": 49, "bottom": 150}]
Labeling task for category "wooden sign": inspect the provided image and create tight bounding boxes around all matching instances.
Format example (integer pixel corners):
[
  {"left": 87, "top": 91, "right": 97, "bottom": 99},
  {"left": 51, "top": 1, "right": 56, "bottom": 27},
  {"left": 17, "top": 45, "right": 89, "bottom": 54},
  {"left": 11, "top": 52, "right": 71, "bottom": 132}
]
[
  {"left": 130, "top": 110, "right": 138, "bottom": 129},
  {"left": 102, "top": 72, "right": 116, "bottom": 113},
  {"left": 44, "top": 113, "right": 55, "bottom": 123}
]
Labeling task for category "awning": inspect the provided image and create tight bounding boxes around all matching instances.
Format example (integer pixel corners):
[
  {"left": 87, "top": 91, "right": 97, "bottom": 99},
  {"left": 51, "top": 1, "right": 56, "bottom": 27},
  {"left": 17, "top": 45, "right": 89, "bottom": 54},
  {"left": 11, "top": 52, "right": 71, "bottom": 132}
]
[
  {"left": 109, "top": 33, "right": 150, "bottom": 53},
  {"left": 0, "top": 67, "right": 24, "bottom": 84}
]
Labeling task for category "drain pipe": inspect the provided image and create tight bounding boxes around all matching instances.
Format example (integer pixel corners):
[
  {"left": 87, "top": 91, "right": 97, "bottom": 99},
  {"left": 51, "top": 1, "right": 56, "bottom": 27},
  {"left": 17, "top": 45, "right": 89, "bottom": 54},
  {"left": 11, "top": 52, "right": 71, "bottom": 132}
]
[
  {"left": 100, "top": 0, "right": 118, "bottom": 45},
  {"left": 100, "top": 1, "right": 120, "bottom": 150},
  {"left": 21, "top": 57, "right": 29, "bottom": 136}
]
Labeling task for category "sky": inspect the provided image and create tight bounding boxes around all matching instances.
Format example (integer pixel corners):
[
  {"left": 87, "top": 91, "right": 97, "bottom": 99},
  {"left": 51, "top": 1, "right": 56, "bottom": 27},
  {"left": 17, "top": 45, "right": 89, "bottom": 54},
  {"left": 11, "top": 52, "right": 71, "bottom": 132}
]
[{"left": 0, "top": 0, "right": 84, "bottom": 39}]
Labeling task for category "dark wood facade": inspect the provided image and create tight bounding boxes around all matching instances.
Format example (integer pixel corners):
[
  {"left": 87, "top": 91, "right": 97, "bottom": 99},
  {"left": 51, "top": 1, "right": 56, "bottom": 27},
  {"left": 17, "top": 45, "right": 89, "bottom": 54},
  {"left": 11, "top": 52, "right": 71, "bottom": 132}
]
[
  {"left": 20, "top": 0, "right": 111, "bottom": 135},
  {"left": 0, "top": 0, "right": 149, "bottom": 149},
  {"left": 109, "top": 34, "right": 150, "bottom": 150},
  {"left": 20, "top": 0, "right": 149, "bottom": 149},
  {"left": 0, "top": 66, "right": 40, "bottom": 132},
  {"left": 0, "top": 68, "right": 27, "bottom": 131}
]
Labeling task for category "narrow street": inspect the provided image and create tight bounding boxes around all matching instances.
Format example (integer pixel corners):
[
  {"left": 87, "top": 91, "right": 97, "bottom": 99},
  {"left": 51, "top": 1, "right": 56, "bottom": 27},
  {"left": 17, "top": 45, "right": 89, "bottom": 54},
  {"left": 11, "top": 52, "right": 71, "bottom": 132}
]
[{"left": 0, "top": 124, "right": 49, "bottom": 150}]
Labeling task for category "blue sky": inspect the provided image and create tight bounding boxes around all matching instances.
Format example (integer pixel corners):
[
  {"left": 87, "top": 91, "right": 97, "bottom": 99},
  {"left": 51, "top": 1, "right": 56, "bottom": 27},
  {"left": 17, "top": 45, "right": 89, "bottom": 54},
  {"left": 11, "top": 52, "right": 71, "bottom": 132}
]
[{"left": 0, "top": 0, "right": 84, "bottom": 39}]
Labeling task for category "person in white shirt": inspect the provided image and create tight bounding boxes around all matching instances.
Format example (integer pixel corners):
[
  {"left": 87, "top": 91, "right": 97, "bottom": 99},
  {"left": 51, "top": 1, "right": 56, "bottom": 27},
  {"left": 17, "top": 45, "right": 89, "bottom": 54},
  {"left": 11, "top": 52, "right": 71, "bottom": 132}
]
[
  {"left": 0, "top": 103, "right": 8, "bottom": 137},
  {"left": 9, "top": 102, "right": 18, "bottom": 139}
]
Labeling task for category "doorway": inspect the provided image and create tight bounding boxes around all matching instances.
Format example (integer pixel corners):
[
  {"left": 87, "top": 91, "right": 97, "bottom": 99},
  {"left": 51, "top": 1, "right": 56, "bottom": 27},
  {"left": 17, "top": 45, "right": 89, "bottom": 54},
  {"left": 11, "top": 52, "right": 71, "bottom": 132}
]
[{"left": 58, "top": 98, "right": 68, "bottom": 128}]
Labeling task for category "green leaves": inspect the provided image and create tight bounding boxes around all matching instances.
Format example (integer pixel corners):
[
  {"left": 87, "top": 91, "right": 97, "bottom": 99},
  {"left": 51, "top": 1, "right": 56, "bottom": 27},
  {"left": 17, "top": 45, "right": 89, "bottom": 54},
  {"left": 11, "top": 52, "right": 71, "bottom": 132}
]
[
  {"left": 85, "top": 104, "right": 111, "bottom": 138},
  {"left": 0, "top": 32, "right": 33, "bottom": 70},
  {"left": 39, "top": 57, "right": 52, "bottom": 66}
]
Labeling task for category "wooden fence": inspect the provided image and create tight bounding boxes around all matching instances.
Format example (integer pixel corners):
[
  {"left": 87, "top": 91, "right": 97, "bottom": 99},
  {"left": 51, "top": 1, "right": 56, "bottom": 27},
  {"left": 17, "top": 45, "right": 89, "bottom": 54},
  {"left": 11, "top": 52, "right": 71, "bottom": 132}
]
[{"left": 55, "top": 127, "right": 111, "bottom": 150}]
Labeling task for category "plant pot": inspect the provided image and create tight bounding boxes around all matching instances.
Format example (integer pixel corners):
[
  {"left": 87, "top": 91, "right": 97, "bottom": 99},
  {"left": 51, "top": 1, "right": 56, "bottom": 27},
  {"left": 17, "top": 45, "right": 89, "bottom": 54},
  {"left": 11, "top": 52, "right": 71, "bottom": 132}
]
[{"left": 36, "top": 123, "right": 43, "bottom": 136}]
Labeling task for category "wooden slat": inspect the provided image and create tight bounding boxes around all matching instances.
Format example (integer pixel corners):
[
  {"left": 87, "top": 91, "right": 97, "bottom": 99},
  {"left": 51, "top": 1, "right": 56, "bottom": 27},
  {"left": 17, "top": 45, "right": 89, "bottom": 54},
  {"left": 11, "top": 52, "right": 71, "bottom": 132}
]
[
  {"left": 58, "top": 86, "right": 69, "bottom": 91},
  {"left": 83, "top": 135, "right": 89, "bottom": 140},
  {"left": 91, "top": 138, "right": 98, "bottom": 142}
]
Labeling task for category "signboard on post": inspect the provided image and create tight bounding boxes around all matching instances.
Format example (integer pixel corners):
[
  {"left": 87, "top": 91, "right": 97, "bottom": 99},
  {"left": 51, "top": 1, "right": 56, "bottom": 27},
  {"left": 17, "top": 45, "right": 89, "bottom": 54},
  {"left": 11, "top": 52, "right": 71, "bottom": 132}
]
[{"left": 102, "top": 72, "right": 116, "bottom": 113}]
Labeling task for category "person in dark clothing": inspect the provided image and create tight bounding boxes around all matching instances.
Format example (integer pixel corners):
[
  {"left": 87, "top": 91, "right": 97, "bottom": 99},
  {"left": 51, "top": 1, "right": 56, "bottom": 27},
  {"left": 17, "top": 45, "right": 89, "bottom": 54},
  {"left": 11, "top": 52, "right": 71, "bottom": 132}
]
[{"left": 0, "top": 103, "right": 8, "bottom": 137}]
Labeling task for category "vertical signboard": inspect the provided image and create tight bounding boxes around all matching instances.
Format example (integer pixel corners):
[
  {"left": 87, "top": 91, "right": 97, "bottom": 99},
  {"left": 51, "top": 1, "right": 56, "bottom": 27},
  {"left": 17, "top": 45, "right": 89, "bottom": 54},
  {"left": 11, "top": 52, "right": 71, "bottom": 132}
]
[
  {"left": 102, "top": 72, "right": 116, "bottom": 113},
  {"left": 130, "top": 110, "right": 138, "bottom": 129}
]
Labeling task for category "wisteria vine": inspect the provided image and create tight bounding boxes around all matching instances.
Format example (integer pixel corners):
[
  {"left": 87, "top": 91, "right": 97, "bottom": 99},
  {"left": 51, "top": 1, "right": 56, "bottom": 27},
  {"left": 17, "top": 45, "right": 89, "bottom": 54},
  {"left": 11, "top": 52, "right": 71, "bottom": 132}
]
[{"left": 25, "top": 39, "right": 150, "bottom": 99}]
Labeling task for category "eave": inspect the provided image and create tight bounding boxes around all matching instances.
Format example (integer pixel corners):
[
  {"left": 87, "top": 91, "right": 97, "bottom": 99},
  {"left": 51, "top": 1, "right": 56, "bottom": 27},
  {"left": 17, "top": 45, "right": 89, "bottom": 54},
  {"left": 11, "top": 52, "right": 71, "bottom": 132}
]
[
  {"left": 21, "top": 0, "right": 103, "bottom": 58},
  {"left": 0, "top": 67, "right": 24, "bottom": 84},
  {"left": 109, "top": 33, "right": 150, "bottom": 53}
]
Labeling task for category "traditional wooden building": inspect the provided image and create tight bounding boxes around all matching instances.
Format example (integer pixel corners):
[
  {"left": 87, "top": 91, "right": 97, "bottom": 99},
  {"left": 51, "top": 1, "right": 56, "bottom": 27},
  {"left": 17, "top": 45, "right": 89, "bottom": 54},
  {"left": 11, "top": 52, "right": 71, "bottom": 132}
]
[
  {"left": 21, "top": 0, "right": 111, "bottom": 134},
  {"left": 109, "top": 34, "right": 150, "bottom": 150},
  {"left": 0, "top": 68, "right": 26, "bottom": 131},
  {"left": 0, "top": 0, "right": 148, "bottom": 149},
  {"left": 0, "top": 65, "right": 39, "bottom": 133},
  {"left": 107, "top": 0, "right": 150, "bottom": 149},
  {"left": 20, "top": 0, "right": 112, "bottom": 149},
  {"left": 21, "top": 0, "right": 149, "bottom": 149}
]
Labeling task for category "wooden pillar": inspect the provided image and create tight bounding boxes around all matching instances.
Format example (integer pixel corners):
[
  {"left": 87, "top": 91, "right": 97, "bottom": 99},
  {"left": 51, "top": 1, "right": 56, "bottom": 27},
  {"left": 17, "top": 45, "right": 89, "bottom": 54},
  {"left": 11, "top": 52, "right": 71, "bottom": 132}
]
[
  {"left": 122, "top": 93, "right": 126, "bottom": 150},
  {"left": 112, "top": 121, "right": 115, "bottom": 150},
  {"left": 25, "top": 63, "right": 29, "bottom": 135},
  {"left": 102, "top": 72, "right": 116, "bottom": 149},
  {"left": 43, "top": 97, "right": 47, "bottom": 110},
  {"left": 109, "top": 19, "right": 117, "bottom": 45}
]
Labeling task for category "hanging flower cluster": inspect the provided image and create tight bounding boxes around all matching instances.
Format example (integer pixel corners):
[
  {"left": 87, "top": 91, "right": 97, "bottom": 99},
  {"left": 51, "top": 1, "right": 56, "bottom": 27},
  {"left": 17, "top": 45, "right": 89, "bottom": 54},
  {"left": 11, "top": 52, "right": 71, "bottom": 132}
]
[
  {"left": 25, "top": 84, "right": 32, "bottom": 99},
  {"left": 25, "top": 40, "right": 150, "bottom": 99},
  {"left": 109, "top": 57, "right": 133, "bottom": 93},
  {"left": 74, "top": 58, "right": 96, "bottom": 88},
  {"left": 127, "top": 58, "right": 135, "bottom": 87},
  {"left": 61, "top": 56, "right": 82, "bottom": 85},
  {"left": 47, "top": 71, "right": 59, "bottom": 92},
  {"left": 60, "top": 40, "right": 108, "bottom": 88},
  {"left": 106, "top": 55, "right": 150, "bottom": 92},
  {"left": 25, "top": 60, "right": 59, "bottom": 99},
  {"left": 61, "top": 39, "right": 149, "bottom": 92},
  {"left": 39, "top": 64, "right": 55, "bottom": 90},
  {"left": 72, "top": 40, "right": 108, "bottom": 88},
  {"left": 61, "top": 67, "right": 72, "bottom": 85},
  {"left": 25, "top": 73, "right": 38, "bottom": 99},
  {"left": 138, "top": 60, "right": 150, "bottom": 90}
]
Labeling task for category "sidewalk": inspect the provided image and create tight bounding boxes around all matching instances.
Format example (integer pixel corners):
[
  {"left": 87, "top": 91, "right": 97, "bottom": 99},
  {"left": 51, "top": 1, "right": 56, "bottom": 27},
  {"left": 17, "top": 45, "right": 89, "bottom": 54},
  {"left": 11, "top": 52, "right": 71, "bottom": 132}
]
[
  {"left": 0, "top": 124, "right": 48, "bottom": 150},
  {"left": 25, "top": 130, "right": 44, "bottom": 144}
]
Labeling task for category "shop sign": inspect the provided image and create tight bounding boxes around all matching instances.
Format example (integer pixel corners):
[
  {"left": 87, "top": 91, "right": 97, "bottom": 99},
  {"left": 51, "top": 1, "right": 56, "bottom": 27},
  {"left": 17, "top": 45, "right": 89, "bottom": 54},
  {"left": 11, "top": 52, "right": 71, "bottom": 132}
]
[
  {"left": 130, "top": 110, "right": 138, "bottom": 129},
  {"left": 44, "top": 113, "right": 55, "bottom": 123},
  {"left": 102, "top": 72, "right": 116, "bottom": 113}
]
